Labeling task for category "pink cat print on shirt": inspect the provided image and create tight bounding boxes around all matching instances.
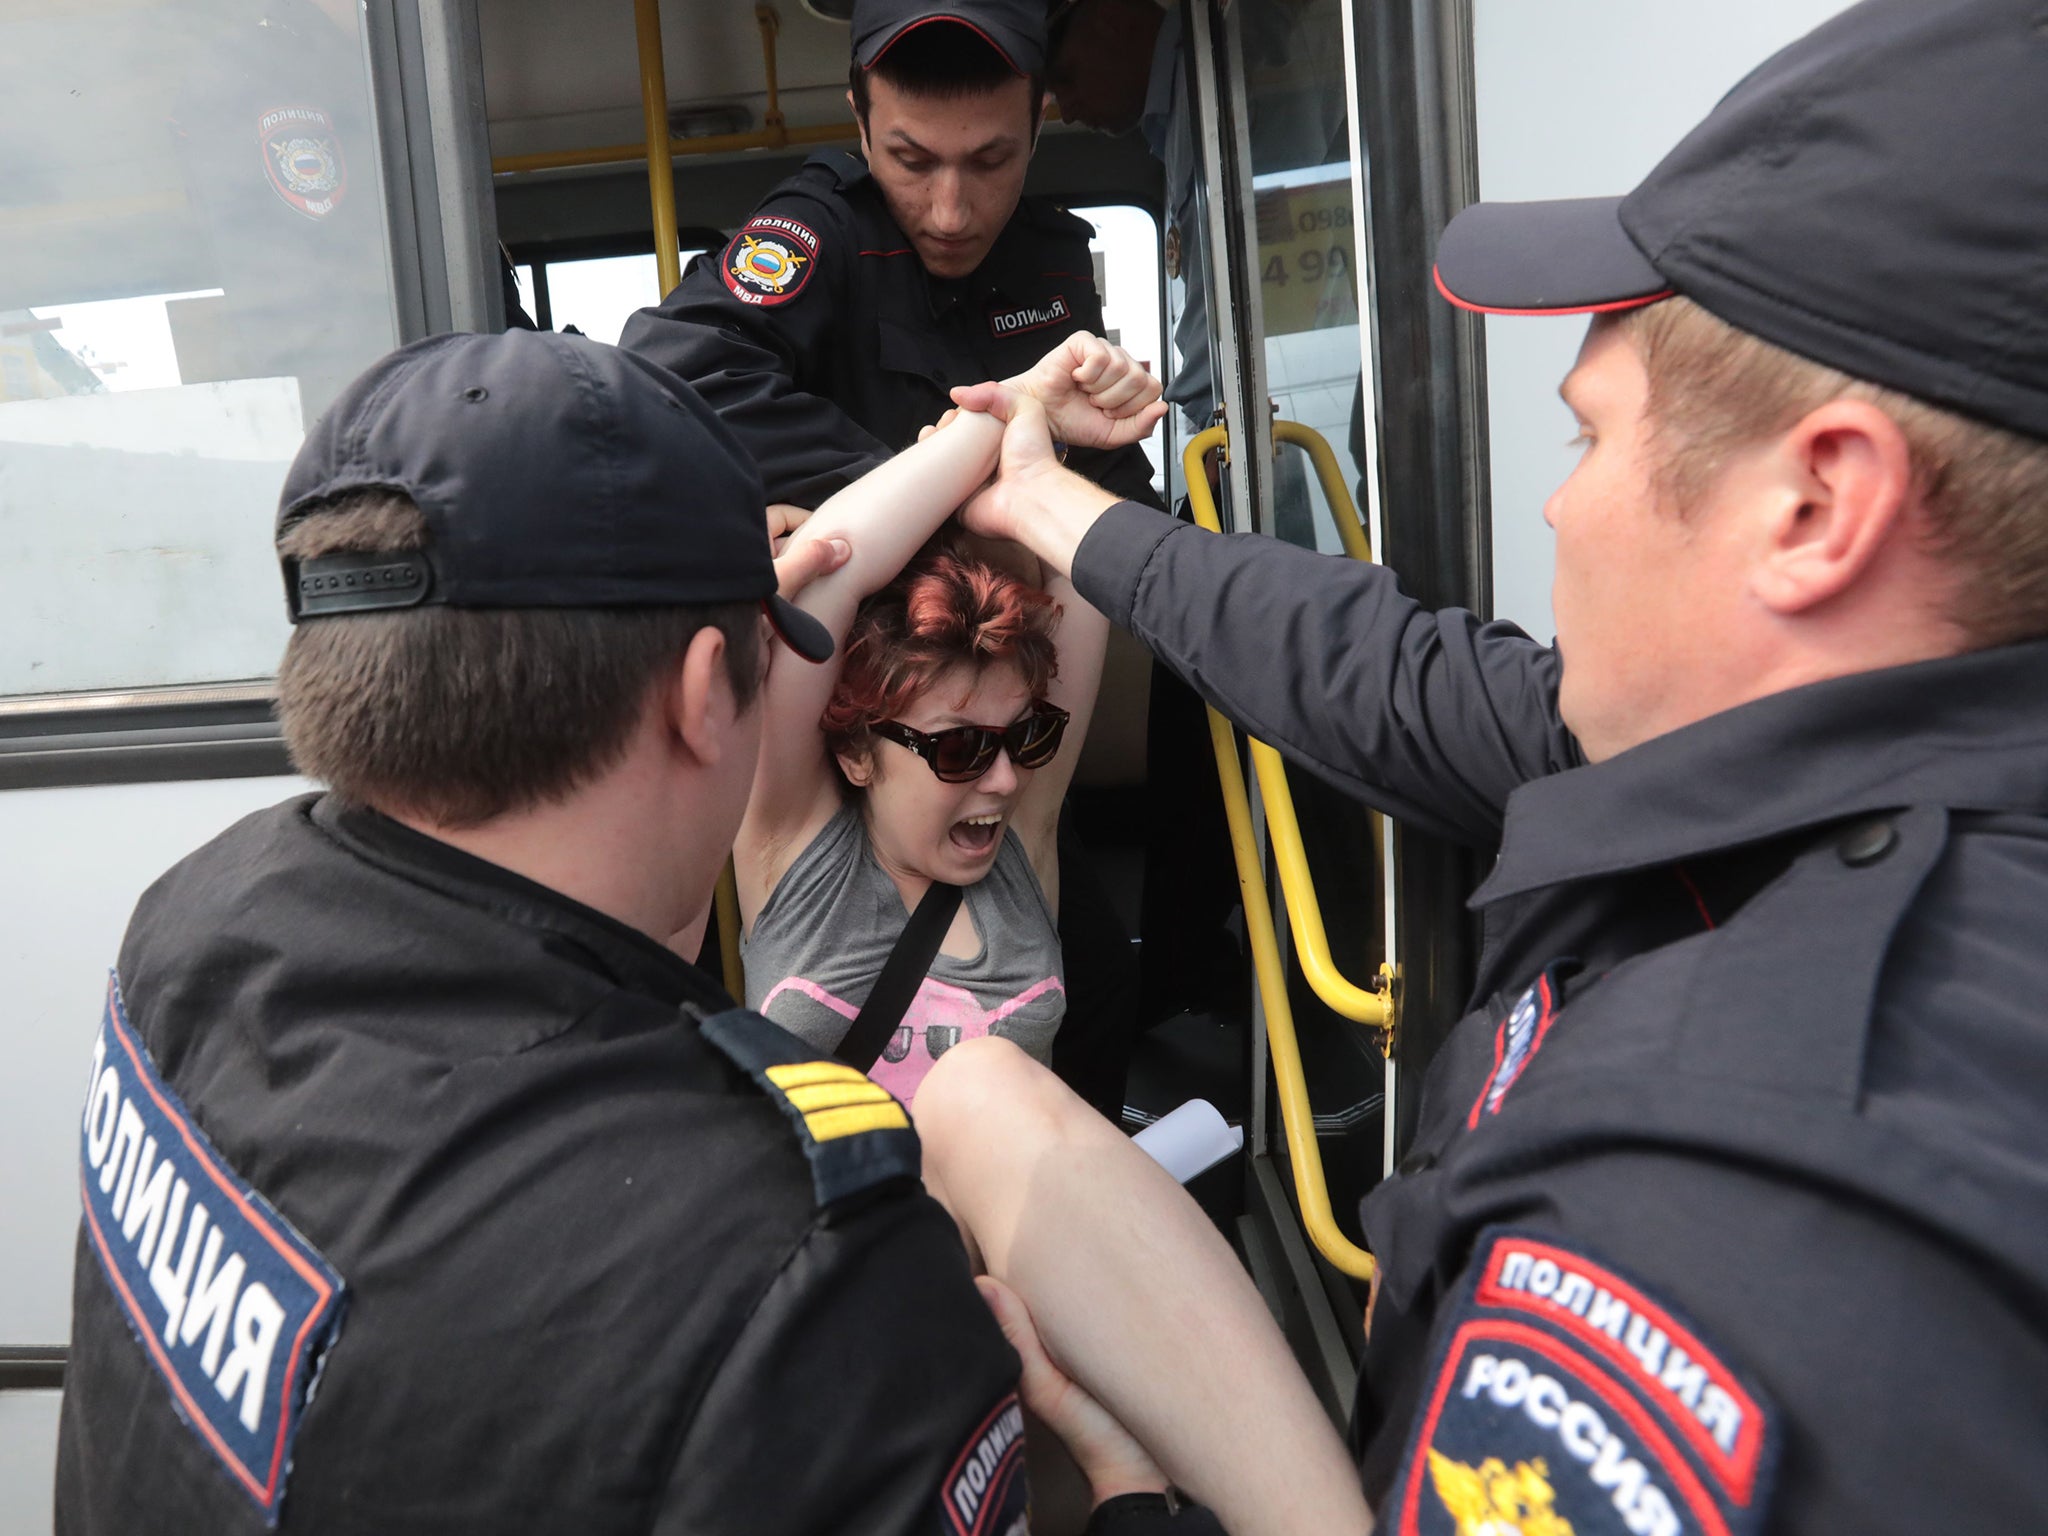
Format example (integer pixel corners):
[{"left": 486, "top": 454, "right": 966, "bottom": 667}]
[{"left": 757, "top": 973, "right": 1065, "bottom": 1102}]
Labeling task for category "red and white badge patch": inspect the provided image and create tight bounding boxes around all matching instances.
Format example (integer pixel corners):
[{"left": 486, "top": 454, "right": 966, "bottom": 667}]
[
  {"left": 722, "top": 215, "right": 819, "bottom": 307},
  {"left": 1385, "top": 1229, "right": 1778, "bottom": 1536},
  {"left": 259, "top": 106, "right": 347, "bottom": 220},
  {"left": 1467, "top": 959, "right": 1574, "bottom": 1128},
  {"left": 941, "top": 1392, "right": 1028, "bottom": 1536}
]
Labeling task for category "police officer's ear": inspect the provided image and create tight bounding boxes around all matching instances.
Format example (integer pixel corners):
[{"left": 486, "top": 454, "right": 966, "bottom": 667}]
[
  {"left": 849, "top": 88, "right": 871, "bottom": 160},
  {"left": 671, "top": 626, "right": 743, "bottom": 769},
  {"left": 1745, "top": 397, "right": 1925, "bottom": 621}
]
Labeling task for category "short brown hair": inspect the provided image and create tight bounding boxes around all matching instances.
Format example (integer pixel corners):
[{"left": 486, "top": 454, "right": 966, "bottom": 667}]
[
  {"left": 277, "top": 492, "right": 761, "bottom": 827},
  {"left": 820, "top": 537, "right": 1060, "bottom": 781},
  {"left": 1620, "top": 296, "right": 2048, "bottom": 649},
  {"left": 849, "top": 24, "right": 1044, "bottom": 133}
]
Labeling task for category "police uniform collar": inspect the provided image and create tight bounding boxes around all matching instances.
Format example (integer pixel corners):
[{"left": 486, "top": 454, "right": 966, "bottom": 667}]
[
  {"left": 809, "top": 148, "right": 872, "bottom": 192},
  {"left": 312, "top": 796, "right": 733, "bottom": 1013},
  {"left": 1476, "top": 637, "right": 2048, "bottom": 906}
]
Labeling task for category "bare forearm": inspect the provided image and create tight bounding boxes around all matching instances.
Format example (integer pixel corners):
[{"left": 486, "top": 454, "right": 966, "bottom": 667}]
[{"left": 787, "top": 410, "right": 1003, "bottom": 601}]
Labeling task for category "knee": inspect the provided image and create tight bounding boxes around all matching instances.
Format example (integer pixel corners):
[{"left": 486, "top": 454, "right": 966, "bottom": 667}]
[
  {"left": 915, "top": 1036, "right": 1043, "bottom": 1138},
  {"left": 914, "top": 1037, "right": 1093, "bottom": 1171}
]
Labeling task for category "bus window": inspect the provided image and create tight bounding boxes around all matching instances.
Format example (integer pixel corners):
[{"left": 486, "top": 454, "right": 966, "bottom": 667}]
[
  {"left": 1073, "top": 204, "right": 1165, "bottom": 498},
  {"left": 508, "top": 250, "right": 706, "bottom": 344},
  {"left": 543, "top": 252, "right": 699, "bottom": 344},
  {"left": 1238, "top": 0, "right": 1360, "bottom": 557},
  {"left": 0, "top": 0, "right": 401, "bottom": 703}
]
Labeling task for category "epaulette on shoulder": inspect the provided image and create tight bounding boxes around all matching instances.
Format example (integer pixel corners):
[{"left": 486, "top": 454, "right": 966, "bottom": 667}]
[
  {"left": 698, "top": 1008, "right": 921, "bottom": 1209},
  {"left": 803, "top": 148, "right": 871, "bottom": 192},
  {"left": 1019, "top": 194, "right": 1093, "bottom": 242}
]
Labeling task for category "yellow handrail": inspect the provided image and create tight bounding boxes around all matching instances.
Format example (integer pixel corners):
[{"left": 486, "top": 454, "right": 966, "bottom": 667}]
[
  {"left": 1181, "top": 427, "right": 1377, "bottom": 1281},
  {"left": 632, "top": 0, "right": 684, "bottom": 299},
  {"left": 1271, "top": 420, "right": 1372, "bottom": 565},
  {"left": 493, "top": 122, "right": 860, "bottom": 179},
  {"left": 628, "top": 0, "right": 747, "bottom": 996},
  {"left": 1252, "top": 422, "right": 1390, "bottom": 1034},
  {"left": 1182, "top": 425, "right": 1390, "bottom": 1033},
  {"left": 1248, "top": 738, "right": 1387, "bottom": 1027}
]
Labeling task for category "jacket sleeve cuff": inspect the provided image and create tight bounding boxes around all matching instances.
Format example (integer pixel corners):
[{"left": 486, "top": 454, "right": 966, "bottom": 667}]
[
  {"left": 1082, "top": 1492, "right": 1228, "bottom": 1536},
  {"left": 1071, "top": 499, "right": 1187, "bottom": 631}
]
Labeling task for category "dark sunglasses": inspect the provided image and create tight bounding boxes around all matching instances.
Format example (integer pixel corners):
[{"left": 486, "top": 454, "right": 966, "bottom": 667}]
[{"left": 869, "top": 704, "right": 1070, "bottom": 783}]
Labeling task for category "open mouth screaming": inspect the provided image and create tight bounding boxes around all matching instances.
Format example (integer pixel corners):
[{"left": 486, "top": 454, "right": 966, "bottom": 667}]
[{"left": 949, "top": 813, "right": 1003, "bottom": 855}]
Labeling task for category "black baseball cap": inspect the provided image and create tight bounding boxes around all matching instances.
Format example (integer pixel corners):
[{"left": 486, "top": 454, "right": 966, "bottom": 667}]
[
  {"left": 1434, "top": 0, "right": 2048, "bottom": 442},
  {"left": 852, "top": 0, "right": 1044, "bottom": 75},
  {"left": 276, "top": 330, "right": 833, "bottom": 663}
]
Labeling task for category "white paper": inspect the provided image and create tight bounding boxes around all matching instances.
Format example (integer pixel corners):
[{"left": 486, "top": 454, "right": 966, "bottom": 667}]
[{"left": 1132, "top": 1098, "right": 1244, "bottom": 1184}]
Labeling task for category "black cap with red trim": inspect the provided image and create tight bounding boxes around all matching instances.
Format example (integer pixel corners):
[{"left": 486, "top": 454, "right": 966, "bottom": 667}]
[
  {"left": 1434, "top": 0, "right": 2048, "bottom": 442},
  {"left": 852, "top": 0, "right": 1044, "bottom": 75},
  {"left": 276, "top": 330, "right": 834, "bottom": 664}
]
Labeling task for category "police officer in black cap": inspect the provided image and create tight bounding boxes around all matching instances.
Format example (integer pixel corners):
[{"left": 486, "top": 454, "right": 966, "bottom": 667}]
[
  {"left": 906, "top": 0, "right": 2048, "bottom": 1530},
  {"left": 625, "top": 0, "right": 1154, "bottom": 1122},
  {"left": 54, "top": 329, "right": 1043, "bottom": 1534},
  {"left": 621, "top": 0, "right": 1158, "bottom": 514}
]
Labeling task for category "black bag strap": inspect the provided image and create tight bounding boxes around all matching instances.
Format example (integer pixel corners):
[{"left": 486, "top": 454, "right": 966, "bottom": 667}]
[{"left": 836, "top": 881, "right": 963, "bottom": 1073}]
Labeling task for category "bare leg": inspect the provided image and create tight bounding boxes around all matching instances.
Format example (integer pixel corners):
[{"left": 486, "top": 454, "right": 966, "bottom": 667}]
[{"left": 915, "top": 1037, "right": 1373, "bottom": 1536}]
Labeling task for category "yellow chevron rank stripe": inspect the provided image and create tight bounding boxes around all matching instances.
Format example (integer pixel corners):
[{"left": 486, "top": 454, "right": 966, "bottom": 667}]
[
  {"left": 764, "top": 1061, "right": 869, "bottom": 1090},
  {"left": 778, "top": 1080, "right": 895, "bottom": 1113},
  {"left": 803, "top": 1102, "right": 912, "bottom": 1141},
  {"left": 764, "top": 1062, "right": 911, "bottom": 1142}
]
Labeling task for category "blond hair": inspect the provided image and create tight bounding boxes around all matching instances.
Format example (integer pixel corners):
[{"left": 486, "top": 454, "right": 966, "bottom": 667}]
[{"left": 1620, "top": 296, "right": 2048, "bottom": 648}]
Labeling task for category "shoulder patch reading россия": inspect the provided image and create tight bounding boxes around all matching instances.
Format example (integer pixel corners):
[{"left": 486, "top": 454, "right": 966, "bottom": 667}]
[{"left": 1384, "top": 1227, "right": 1778, "bottom": 1536}]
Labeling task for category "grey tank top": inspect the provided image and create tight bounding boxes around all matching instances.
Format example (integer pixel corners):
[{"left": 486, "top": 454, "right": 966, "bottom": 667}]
[{"left": 741, "top": 801, "right": 1065, "bottom": 1103}]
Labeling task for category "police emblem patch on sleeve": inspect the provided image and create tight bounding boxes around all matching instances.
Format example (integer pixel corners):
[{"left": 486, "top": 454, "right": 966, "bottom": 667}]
[
  {"left": 79, "top": 971, "right": 346, "bottom": 1527},
  {"left": 259, "top": 106, "right": 347, "bottom": 220},
  {"left": 942, "top": 1392, "right": 1029, "bottom": 1536},
  {"left": 1383, "top": 1228, "right": 1778, "bottom": 1536},
  {"left": 721, "top": 215, "right": 820, "bottom": 307}
]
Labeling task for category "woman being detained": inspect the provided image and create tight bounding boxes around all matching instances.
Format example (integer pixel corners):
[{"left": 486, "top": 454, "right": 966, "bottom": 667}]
[
  {"left": 734, "top": 333, "right": 1164, "bottom": 1104},
  {"left": 899, "top": 385, "right": 1376, "bottom": 1536}
]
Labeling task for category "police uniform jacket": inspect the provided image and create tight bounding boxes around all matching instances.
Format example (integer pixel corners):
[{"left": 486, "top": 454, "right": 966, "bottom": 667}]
[
  {"left": 57, "top": 795, "right": 1031, "bottom": 1536},
  {"left": 1073, "top": 500, "right": 2048, "bottom": 1535},
  {"left": 618, "top": 151, "right": 1161, "bottom": 512}
]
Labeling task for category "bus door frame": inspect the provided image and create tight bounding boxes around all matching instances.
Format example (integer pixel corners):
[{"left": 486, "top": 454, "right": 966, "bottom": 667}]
[
  {"left": 1349, "top": 0, "right": 1492, "bottom": 1158},
  {"left": 1178, "top": 0, "right": 1369, "bottom": 1415},
  {"left": 1176, "top": 0, "right": 1498, "bottom": 1413}
]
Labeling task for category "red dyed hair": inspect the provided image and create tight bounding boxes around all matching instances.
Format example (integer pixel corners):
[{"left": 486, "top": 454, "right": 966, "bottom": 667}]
[{"left": 821, "top": 538, "right": 1060, "bottom": 772}]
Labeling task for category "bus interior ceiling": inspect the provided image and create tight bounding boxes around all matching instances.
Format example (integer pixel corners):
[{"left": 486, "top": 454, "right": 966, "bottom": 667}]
[{"left": 482, "top": 3, "right": 1164, "bottom": 291}]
